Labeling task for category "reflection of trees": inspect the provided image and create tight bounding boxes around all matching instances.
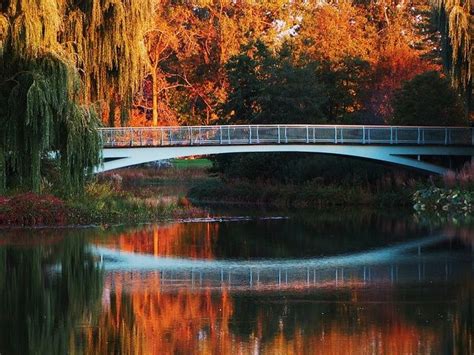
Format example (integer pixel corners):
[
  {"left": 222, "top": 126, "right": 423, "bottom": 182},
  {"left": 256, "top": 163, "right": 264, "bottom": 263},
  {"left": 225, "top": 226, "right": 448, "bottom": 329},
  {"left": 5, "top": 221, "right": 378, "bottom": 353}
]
[
  {"left": 0, "top": 234, "right": 103, "bottom": 354},
  {"left": 452, "top": 280, "right": 473, "bottom": 355},
  {"left": 83, "top": 273, "right": 233, "bottom": 354},
  {"left": 81, "top": 277, "right": 468, "bottom": 353},
  {"left": 211, "top": 209, "right": 430, "bottom": 259},
  {"left": 93, "top": 209, "right": 432, "bottom": 261},
  {"left": 95, "top": 223, "right": 219, "bottom": 259}
]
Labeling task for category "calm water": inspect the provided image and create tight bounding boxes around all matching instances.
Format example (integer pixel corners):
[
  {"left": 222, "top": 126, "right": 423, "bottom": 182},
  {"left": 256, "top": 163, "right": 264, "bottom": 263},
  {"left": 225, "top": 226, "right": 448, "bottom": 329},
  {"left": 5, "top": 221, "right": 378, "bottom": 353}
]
[{"left": 0, "top": 209, "right": 472, "bottom": 354}]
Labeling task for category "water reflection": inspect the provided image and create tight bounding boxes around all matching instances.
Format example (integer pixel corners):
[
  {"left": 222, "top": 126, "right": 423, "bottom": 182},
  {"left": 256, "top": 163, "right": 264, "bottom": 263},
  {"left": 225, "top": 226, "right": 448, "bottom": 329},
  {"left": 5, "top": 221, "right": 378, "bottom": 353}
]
[
  {"left": 0, "top": 209, "right": 472, "bottom": 354},
  {"left": 0, "top": 230, "right": 102, "bottom": 354}
]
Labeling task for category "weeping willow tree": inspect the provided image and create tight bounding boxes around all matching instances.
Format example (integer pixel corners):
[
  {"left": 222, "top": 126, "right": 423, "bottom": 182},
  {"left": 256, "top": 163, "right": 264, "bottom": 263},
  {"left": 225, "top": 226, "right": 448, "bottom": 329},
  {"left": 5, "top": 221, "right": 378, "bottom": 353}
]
[
  {"left": 60, "top": 0, "right": 152, "bottom": 122},
  {"left": 0, "top": 0, "right": 152, "bottom": 193},
  {"left": 434, "top": 0, "right": 473, "bottom": 113}
]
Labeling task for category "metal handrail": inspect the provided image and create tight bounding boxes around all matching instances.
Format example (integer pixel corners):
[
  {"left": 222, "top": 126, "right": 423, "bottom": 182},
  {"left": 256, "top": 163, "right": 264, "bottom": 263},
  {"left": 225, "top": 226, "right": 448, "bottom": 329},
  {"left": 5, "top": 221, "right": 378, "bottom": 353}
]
[{"left": 98, "top": 125, "right": 474, "bottom": 148}]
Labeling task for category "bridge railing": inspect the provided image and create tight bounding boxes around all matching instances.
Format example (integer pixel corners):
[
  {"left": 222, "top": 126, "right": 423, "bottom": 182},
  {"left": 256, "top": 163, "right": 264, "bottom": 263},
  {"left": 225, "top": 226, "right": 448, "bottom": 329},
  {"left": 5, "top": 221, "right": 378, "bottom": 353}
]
[{"left": 99, "top": 125, "right": 474, "bottom": 147}]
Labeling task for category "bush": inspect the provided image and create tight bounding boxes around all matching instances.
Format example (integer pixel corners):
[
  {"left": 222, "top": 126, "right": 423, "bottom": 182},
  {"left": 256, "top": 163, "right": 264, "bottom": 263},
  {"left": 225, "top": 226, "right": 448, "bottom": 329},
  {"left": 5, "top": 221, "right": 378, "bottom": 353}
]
[
  {"left": 0, "top": 193, "right": 70, "bottom": 226},
  {"left": 413, "top": 186, "right": 473, "bottom": 214}
]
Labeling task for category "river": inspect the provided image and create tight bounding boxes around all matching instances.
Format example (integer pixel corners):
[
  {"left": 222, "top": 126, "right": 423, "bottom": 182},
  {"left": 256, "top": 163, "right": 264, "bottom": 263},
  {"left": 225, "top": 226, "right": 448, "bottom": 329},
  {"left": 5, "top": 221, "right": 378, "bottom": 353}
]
[{"left": 0, "top": 208, "right": 472, "bottom": 354}]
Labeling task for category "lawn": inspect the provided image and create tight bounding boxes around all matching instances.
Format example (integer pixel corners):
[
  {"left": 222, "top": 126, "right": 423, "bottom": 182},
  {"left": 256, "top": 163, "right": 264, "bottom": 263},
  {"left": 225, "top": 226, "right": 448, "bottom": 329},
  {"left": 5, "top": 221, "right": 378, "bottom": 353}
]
[{"left": 170, "top": 158, "right": 212, "bottom": 169}]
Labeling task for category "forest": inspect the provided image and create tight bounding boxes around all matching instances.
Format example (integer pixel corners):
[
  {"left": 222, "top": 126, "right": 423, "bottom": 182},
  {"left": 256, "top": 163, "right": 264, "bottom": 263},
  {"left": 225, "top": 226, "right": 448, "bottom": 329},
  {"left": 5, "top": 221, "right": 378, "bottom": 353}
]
[{"left": 0, "top": 0, "right": 472, "bottom": 195}]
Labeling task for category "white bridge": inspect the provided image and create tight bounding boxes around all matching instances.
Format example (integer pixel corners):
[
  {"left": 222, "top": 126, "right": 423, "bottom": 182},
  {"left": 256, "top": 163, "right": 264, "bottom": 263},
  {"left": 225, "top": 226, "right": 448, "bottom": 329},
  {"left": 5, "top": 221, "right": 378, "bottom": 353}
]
[{"left": 98, "top": 125, "right": 474, "bottom": 174}]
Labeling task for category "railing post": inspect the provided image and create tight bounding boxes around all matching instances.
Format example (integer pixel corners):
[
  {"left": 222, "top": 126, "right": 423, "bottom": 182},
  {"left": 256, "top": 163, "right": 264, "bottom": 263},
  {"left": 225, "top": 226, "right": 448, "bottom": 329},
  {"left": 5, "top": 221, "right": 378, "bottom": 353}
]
[
  {"left": 445, "top": 128, "right": 448, "bottom": 145},
  {"left": 313, "top": 127, "right": 316, "bottom": 143},
  {"left": 306, "top": 125, "right": 309, "bottom": 143},
  {"left": 219, "top": 126, "right": 223, "bottom": 144},
  {"left": 130, "top": 128, "right": 133, "bottom": 146},
  {"left": 390, "top": 127, "right": 393, "bottom": 144},
  {"left": 139, "top": 129, "right": 143, "bottom": 146},
  {"left": 285, "top": 126, "right": 288, "bottom": 143},
  {"left": 277, "top": 125, "right": 281, "bottom": 143},
  {"left": 199, "top": 127, "right": 202, "bottom": 145},
  {"left": 340, "top": 127, "right": 344, "bottom": 144},
  {"left": 334, "top": 127, "right": 337, "bottom": 144},
  {"left": 417, "top": 127, "right": 420, "bottom": 144},
  {"left": 362, "top": 126, "right": 366, "bottom": 144},
  {"left": 169, "top": 128, "right": 173, "bottom": 145},
  {"left": 228, "top": 126, "right": 231, "bottom": 144},
  {"left": 160, "top": 128, "right": 164, "bottom": 146},
  {"left": 189, "top": 127, "right": 193, "bottom": 145},
  {"left": 256, "top": 126, "right": 260, "bottom": 144},
  {"left": 368, "top": 128, "right": 371, "bottom": 144},
  {"left": 249, "top": 125, "right": 252, "bottom": 144}
]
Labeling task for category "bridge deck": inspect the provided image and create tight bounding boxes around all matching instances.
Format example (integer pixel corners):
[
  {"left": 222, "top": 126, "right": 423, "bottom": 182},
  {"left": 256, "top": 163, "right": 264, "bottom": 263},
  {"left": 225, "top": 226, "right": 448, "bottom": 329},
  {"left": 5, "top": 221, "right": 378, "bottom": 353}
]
[{"left": 99, "top": 124, "right": 474, "bottom": 148}]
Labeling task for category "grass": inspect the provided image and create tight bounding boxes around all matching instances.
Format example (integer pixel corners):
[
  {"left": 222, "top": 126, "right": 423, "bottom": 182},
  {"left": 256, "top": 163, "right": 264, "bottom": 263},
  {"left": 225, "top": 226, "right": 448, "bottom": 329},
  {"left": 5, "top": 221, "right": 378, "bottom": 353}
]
[{"left": 170, "top": 158, "right": 212, "bottom": 169}]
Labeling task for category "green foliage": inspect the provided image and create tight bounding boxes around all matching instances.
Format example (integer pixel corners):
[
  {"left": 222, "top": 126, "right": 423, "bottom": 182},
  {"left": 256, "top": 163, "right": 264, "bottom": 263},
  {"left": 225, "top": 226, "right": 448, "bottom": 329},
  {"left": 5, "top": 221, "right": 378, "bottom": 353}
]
[
  {"left": 0, "top": 53, "right": 101, "bottom": 194},
  {"left": 222, "top": 41, "right": 328, "bottom": 124},
  {"left": 222, "top": 41, "right": 373, "bottom": 125},
  {"left": 0, "top": 236, "right": 103, "bottom": 354},
  {"left": 392, "top": 71, "right": 467, "bottom": 125},
  {"left": 188, "top": 177, "right": 413, "bottom": 208},
  {"left": 211, "top": 153, "right": 417, "bottom": 185},
  {"left": 413, "top": 186, "right": 473, "bottom": 214}
]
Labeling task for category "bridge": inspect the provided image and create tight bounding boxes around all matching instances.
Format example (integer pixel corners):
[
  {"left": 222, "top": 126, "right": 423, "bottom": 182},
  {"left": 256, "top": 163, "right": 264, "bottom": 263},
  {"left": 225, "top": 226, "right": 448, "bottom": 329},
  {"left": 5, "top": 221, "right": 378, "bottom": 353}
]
[{"left": 98, "top": 125, "right": 474, "bottom": 174}]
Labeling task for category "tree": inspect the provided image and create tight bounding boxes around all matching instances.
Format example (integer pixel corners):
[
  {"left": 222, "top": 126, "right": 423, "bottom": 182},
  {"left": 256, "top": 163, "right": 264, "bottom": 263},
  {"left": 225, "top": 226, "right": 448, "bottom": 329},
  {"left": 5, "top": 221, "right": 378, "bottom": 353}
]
[
  {"left": 434, "top": 0, "right": 471, "bottom": 93},
  {"left": 392, "top": 71, "right": 467, "bottom": 126},
  {"left": 296, "top": 0, "right": 439, "bottom": 123},
  {"left": 0, "top": 0, "right": 152, "bottom": 193},
  {"left": 222, "top": 41, "right": 328, "bottom": 124},
  {"left": 134, "top": 0, "right": 300, "bottom": 126}
]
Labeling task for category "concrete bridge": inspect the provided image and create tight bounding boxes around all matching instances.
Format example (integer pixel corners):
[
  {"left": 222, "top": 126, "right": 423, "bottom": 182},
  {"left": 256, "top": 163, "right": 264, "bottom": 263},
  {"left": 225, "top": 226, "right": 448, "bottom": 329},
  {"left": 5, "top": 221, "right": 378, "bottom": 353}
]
[{"left": 98, "top": 125, "right": 474, "bottom": 174}]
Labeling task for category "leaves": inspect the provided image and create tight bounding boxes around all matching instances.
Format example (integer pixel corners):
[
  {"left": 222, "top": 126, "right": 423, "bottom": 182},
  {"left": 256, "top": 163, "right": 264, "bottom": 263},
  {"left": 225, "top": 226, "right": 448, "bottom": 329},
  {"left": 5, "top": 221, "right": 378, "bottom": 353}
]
[{"left": 392, "top": 71, "right": 467, "bottom": 125}]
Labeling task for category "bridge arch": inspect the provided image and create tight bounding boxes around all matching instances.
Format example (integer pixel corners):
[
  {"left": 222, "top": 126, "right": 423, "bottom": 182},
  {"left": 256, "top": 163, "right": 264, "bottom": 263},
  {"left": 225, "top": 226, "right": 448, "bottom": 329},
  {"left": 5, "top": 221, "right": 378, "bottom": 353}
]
[{"left": 99, "top": 144, "right": 473, "bottom": 174}]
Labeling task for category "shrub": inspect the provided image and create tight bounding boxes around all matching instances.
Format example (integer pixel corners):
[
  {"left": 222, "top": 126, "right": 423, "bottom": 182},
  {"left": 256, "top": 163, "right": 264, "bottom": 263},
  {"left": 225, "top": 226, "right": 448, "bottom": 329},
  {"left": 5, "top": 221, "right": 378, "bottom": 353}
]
[
  {"left": 0, "top": 193, "right": 70, "bottom": 226},
  {"left": 442, "top": 162, "right": 474, "bottom": 189},
  {"left": 413, "top": 186, "right": 473, "bottom": 214}
]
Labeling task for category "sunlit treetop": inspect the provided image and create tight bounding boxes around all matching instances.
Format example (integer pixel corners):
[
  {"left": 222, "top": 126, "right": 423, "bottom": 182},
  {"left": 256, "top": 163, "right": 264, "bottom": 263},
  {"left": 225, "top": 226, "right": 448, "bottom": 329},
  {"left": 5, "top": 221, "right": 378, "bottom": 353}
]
[{"left": 0, "top": 0, "right": 153, "bottom": 104}]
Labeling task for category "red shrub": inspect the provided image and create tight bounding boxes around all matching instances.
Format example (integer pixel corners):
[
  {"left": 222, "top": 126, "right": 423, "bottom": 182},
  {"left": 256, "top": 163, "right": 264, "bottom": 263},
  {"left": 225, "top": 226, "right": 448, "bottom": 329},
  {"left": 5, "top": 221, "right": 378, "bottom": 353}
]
[{"left": 0, "top": 193, "right": 70, "bottom": 226}]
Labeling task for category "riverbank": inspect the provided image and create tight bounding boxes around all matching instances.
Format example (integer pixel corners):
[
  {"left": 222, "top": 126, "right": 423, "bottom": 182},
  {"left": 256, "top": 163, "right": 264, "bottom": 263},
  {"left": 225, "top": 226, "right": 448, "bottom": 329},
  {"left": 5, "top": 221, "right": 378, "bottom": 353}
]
[
  {"left": 2, "top": 159, "right": 473, "bottom": 227},
  {"left": 188, "top": 178, "right": 414, "bottom": 207},
  {"left": 0, "top": 160, "right": 212, "bottom": 227}
]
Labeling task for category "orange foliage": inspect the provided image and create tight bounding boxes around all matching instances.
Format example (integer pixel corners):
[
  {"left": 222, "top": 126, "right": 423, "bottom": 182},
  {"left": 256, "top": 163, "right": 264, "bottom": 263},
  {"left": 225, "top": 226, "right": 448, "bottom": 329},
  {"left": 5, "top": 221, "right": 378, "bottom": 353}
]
[
  {"left": 370, "top": 38, "right": 440, "bottom": 120},
  {"left": 96, "top": 223, "right": 218, "bottom": 259},
  {"left": 298, "top": 2, "right": 378, "bottom": 64},
  {"left": 81, "top": 272, "right": 441, "bottom": 354}
]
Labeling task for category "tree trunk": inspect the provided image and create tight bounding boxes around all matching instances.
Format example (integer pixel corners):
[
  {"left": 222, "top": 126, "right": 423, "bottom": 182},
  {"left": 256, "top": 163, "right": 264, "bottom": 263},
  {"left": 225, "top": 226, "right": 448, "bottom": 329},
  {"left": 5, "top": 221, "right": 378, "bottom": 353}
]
[{"left": 152, "top": 71, "right": 158, "bottom": 126}]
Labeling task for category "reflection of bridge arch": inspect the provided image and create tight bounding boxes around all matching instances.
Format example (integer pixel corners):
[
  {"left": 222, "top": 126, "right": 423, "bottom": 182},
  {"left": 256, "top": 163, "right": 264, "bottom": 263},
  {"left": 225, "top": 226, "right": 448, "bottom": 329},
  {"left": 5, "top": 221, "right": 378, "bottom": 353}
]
[
  {"left": 98, "top": 125, "right": 474, "bottom": 174},
  {"left": 95, "top": 234, "right": 470, "bottom": 291}
]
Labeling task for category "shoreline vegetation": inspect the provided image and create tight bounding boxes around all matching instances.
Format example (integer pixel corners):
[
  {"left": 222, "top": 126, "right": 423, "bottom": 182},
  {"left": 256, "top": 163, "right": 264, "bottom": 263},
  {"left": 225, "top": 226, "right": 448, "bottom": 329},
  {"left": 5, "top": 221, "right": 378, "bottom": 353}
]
[
  {"left": 0, "top": 160, "right": 212, "bottom": 227},
  {"left": 0, "top": 158, "right": 472, "bottom": 228}
]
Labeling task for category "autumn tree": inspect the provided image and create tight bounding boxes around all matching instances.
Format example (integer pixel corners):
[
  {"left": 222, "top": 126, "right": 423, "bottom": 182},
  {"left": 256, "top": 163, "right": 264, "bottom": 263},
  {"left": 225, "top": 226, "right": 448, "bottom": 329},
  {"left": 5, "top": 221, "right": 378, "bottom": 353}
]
[
  {"left": 135, "top": 0, "right": 300, "bottom": 126},
  {"left": 295, "top": 0, "right": 439, "bottom": 122}
]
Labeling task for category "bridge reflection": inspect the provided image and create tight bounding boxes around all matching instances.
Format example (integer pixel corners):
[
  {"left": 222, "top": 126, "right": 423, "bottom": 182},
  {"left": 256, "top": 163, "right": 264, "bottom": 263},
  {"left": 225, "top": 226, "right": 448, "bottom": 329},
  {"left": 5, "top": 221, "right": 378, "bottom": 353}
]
[{"left": 95, "top": 234, "right": 471, "bottom": 292}]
